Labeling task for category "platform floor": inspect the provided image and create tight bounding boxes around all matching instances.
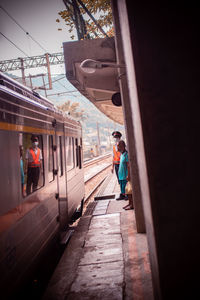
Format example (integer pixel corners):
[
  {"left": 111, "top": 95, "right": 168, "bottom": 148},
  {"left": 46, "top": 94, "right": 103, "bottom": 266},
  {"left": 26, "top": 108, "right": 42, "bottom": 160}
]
[{"left": 43, "top": 174, "right": 154, "bottom": 300}]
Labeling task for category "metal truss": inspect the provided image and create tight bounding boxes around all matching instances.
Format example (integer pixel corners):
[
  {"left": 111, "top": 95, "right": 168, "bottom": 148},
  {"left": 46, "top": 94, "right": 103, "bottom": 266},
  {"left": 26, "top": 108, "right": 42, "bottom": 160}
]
[{"left": 0, "top": 52, "right": 64, "bottom": 72}]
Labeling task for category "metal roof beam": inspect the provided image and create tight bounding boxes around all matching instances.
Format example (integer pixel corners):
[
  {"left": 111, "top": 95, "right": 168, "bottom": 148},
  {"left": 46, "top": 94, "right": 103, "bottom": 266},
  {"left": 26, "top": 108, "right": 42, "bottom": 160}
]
[{"left": 0, "top": 52, "right": 64, "bottom": 72}]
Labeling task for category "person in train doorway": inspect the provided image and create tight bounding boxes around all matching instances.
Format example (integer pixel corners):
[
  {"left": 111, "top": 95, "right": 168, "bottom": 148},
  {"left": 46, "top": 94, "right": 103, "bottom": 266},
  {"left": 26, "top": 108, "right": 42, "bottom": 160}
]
[
  {"left": 25, "top": 135, "right": 42, "bottom": 195},
  {"left": 116, "top": 140, "right": 129, "bottom": 201},
  {"left": 111, "top": 131, "right": 122, "bottom": 183}
]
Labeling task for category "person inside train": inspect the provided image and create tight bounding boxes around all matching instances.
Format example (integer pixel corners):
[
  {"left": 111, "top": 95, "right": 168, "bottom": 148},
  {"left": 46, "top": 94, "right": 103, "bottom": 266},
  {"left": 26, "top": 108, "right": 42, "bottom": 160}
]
[
  {"left": 25, "top": 135, "right": 42, "bottom": 195},
  {"left": 90, "top": 148, "right": 94, "bottom": 158},
  {"left": 111, "top": 131, "right": 122, "bottom": 183},
  {"left": 116, "top": 140, "right": 130, "bottom": 201},
  {"left": 19, "top": 145, "right": 25, "bottom": 197}
]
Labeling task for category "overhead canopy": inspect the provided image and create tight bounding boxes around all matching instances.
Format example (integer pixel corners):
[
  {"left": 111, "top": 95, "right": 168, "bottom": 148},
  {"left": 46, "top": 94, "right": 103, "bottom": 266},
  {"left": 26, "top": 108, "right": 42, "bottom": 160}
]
[{"left": 63, "top": 37, "right": 124, "bottom": 125}]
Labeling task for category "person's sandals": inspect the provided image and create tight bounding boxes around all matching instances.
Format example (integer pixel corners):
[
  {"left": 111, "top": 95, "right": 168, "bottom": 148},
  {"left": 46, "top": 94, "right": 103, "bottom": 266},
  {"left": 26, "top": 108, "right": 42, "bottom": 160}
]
[
  {"left": 123, "top": 205, "right": 134, "bottom": 210},
  {"left": 123, "top": 204, "right": 130, "bottom": 209}
]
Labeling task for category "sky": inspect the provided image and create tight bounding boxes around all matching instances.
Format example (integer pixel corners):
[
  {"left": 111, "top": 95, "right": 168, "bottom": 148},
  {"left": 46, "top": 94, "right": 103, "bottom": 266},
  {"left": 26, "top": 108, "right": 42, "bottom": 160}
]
[
  {"left": 0, "top": 0, "right": 124, "bottom": 133},
  {"left": 0, "top": 0, "right": 76, "bottom": 75}
]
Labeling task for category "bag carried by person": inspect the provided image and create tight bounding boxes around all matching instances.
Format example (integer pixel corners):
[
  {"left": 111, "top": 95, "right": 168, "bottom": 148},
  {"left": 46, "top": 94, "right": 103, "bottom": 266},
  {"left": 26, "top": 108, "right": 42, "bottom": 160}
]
[{"left": 125, "top": 180, "right": 132, "bottom": 194}]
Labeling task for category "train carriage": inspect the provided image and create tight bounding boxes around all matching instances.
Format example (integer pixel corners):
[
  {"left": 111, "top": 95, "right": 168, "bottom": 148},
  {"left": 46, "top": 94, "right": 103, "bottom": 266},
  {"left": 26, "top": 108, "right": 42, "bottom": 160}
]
[{"left": 0, "top": 72, "right": 85, "bottom": 298}]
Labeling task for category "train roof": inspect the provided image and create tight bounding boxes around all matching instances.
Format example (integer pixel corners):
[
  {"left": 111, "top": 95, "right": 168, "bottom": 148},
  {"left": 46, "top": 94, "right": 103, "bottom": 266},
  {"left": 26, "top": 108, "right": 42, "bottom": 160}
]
[
  {"left": 0, "top": 71, "right": 54, "bottom": 107},
  {"left": 0, "top": 72, "right": 80, "bottom": 124}
]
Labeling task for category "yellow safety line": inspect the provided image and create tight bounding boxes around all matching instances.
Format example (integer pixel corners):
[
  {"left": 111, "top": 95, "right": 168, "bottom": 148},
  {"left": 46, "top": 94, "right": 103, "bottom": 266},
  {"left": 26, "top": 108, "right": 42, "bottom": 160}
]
[
  {"left": 0, "top": 121, "right": 55, "bottom": 135},
  {"left": 0, "top": 121, "right": 82, "bottom": 137}
]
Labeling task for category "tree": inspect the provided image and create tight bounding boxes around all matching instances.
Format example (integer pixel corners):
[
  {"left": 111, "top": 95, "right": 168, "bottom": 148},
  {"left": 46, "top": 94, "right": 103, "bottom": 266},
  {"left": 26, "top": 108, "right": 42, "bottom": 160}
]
[
  {"left": 56, "top": 0, "right": 113, "bottom": 40},
  {"left": 57, "top": 100, "right": 87, "bottom": 121}
]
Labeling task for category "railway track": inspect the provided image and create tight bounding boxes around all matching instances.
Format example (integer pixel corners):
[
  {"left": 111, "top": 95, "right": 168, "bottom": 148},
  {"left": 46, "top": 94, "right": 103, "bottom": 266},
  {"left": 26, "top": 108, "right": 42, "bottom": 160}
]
[
  {"left": 83, "top": 152, "right": 112, "bottom": 168},
  {"left": 72, "top": 153, "right": 113, "bottom": 223},
  {"left": 84, "top": 153, "right": 112, "bottom": 196}
]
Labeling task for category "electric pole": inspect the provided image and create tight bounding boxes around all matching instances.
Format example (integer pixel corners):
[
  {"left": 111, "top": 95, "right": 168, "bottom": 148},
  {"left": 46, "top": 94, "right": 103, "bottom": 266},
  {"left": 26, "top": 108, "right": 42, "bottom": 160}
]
[{"left": 96, "top": 121, "right": 101, "bottom": 156}]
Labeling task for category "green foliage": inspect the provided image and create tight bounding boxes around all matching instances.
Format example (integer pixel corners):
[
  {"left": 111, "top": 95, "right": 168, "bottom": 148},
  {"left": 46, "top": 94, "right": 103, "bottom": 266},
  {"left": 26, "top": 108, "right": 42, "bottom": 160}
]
[
  {"left": 57, "top": 0, "right": 113, "bottom": 39},
  {"left": 57, "top": 100, "right": 87, "bottom": 121}
]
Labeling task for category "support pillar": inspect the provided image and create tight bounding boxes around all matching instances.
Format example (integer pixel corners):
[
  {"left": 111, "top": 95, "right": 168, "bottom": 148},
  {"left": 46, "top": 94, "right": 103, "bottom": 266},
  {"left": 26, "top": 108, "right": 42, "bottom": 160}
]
[
  {"left": 114, "top": 1, "right": 200, "bottom": 299},
  {"left": 111, "top": 1, "right": 146, "bottom": 233}
]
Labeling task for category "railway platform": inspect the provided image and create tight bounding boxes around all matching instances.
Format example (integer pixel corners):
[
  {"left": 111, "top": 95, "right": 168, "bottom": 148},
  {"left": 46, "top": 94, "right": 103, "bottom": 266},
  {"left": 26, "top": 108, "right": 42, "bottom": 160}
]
[{"left": 43, "top": 173, "right": 154, "bottom": 300}]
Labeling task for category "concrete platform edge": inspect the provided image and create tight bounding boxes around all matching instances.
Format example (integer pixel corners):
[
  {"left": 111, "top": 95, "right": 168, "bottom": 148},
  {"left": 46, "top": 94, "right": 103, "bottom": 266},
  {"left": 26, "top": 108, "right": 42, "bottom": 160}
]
[{"left": 42, "top": 216, "right": 92, "bottom": 300}]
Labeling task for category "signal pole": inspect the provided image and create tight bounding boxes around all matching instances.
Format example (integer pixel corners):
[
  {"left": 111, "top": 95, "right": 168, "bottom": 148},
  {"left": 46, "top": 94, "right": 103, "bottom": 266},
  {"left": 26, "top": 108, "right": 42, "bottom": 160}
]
[
  {"left": 107, "top": 122, "right": 111, "bottom": 149},
  {"left": 97, "top": 121, "right": 101, "bottom": 155},
  {"left": 20, "top": 58, "right": 26, "bottom": 85},
  {"left": 45, "top": 53, "right": 52, "bottom": 89}
]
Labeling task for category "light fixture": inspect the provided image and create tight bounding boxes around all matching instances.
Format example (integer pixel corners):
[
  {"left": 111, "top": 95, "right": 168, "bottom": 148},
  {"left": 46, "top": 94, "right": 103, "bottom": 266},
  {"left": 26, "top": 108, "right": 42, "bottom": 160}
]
[
  {"left": 111, "top": 92, "right": 122, "bottom": 106},
  {"left": 80, "top": 59, "right": 125, "bottom": 74}
]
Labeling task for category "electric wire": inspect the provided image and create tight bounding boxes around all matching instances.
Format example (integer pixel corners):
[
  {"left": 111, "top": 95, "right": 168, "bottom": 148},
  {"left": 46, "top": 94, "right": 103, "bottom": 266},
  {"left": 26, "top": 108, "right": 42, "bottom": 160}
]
[
  {"left": 0, "top": 5, "right": 91, "bottom": 106},
  {"left": 0, "top": 32, "right": 29, "bottom": 57},
  {"left": 0, "top": 5, "right": 48, "bottom": 53},
  {"left": 1, "top": 32, "right": 90, "bottom": 106}
]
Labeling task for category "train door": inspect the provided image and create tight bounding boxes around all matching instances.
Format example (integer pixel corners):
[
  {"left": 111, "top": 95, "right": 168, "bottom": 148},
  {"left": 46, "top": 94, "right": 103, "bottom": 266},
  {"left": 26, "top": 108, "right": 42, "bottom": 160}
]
[{"left": 53, "top": 120, "right": 68, "bottom": 232}]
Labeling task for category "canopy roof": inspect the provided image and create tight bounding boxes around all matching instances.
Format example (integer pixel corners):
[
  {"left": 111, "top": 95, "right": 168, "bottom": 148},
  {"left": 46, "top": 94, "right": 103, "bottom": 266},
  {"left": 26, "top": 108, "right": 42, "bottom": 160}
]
[{"left": 63, "top": 37, "right": 124, "bottom": 125}]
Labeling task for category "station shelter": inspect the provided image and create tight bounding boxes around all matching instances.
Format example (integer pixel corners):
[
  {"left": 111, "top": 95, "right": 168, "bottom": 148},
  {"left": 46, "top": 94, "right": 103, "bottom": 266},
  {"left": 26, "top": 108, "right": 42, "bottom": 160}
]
[{"left": 63, "top": 1, "right": 200, "bottom": 299}]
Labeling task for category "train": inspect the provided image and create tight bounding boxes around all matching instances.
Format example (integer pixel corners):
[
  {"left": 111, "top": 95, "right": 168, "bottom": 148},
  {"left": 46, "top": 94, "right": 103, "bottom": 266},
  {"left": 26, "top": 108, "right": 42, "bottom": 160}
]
[{"left": 0, "top": 72, "right": 85, "bottom": 298}]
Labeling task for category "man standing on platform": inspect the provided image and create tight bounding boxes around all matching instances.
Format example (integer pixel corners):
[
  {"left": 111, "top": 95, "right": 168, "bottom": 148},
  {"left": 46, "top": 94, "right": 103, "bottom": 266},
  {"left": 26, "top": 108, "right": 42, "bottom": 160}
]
[{"left": 111, "top": 131, "right": 122, "bottom": 183}]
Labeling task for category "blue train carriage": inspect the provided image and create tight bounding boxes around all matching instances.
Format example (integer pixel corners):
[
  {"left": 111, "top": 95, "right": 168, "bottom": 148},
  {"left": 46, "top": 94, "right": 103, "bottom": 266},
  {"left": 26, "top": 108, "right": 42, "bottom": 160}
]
[{"left": 0, "top": 72, "right": 85, "bottom": 298}]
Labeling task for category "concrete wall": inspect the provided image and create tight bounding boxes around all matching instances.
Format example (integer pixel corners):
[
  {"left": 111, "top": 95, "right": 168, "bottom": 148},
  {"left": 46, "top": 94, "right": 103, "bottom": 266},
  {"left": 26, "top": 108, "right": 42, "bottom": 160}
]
[{"left": 116, "top": 1, "right": 200, "bottom": 299}]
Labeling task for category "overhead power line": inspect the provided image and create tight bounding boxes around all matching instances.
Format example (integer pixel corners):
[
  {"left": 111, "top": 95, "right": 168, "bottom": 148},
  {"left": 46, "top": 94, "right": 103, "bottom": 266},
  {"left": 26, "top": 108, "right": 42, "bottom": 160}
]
[
  {"left": 34, "top": 75, "right": 66, "bottom": 90},
  {"left": 0, "top": 5, "right": 88, "bottom": 101},
  {"left": 0, "top": 5, "right": 48, "bottom": 53},
  {"left": 0, "top": 5, "right": 65, "bottom": 92},
  {"left": 47, "top": 90, "right": 78, "bottom": 96},
  {"left": 0, "top": 32, "right": 29, "bottom": 57}
]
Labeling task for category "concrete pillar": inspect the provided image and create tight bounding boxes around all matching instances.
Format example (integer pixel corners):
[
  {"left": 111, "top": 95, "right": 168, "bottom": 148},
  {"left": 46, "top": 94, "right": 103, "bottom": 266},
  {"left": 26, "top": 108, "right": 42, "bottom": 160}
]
[
  {"left": 115, "top": 0, "right": 200, "bottom": 299},
  {"left": 111, "top": 1, "right": 146, "bottom": 233}
]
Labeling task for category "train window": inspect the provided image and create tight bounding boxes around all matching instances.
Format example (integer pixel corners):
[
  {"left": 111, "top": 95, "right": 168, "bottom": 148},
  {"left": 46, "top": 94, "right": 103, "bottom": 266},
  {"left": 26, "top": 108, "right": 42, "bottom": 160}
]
[
  {"left": 21, "top": 133, "right": 44, "bottom": 196},
  {"left": 59, "top": 136, "right": 63, "bottom": 176},
  {"left": 48, "top": 135, "right": 55, "bottom": 182},
  {"left": 65, "top": 137, "right": 74, "bottom": 171},
  {"left": 79, "top": 143, "right": 82, "bottom": 169},
  {"left": 75, "top": 138, "right": 79, "bottom": 167},
  {"left": 75, "top": 138, "right": 82, "bottom": 169}
]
